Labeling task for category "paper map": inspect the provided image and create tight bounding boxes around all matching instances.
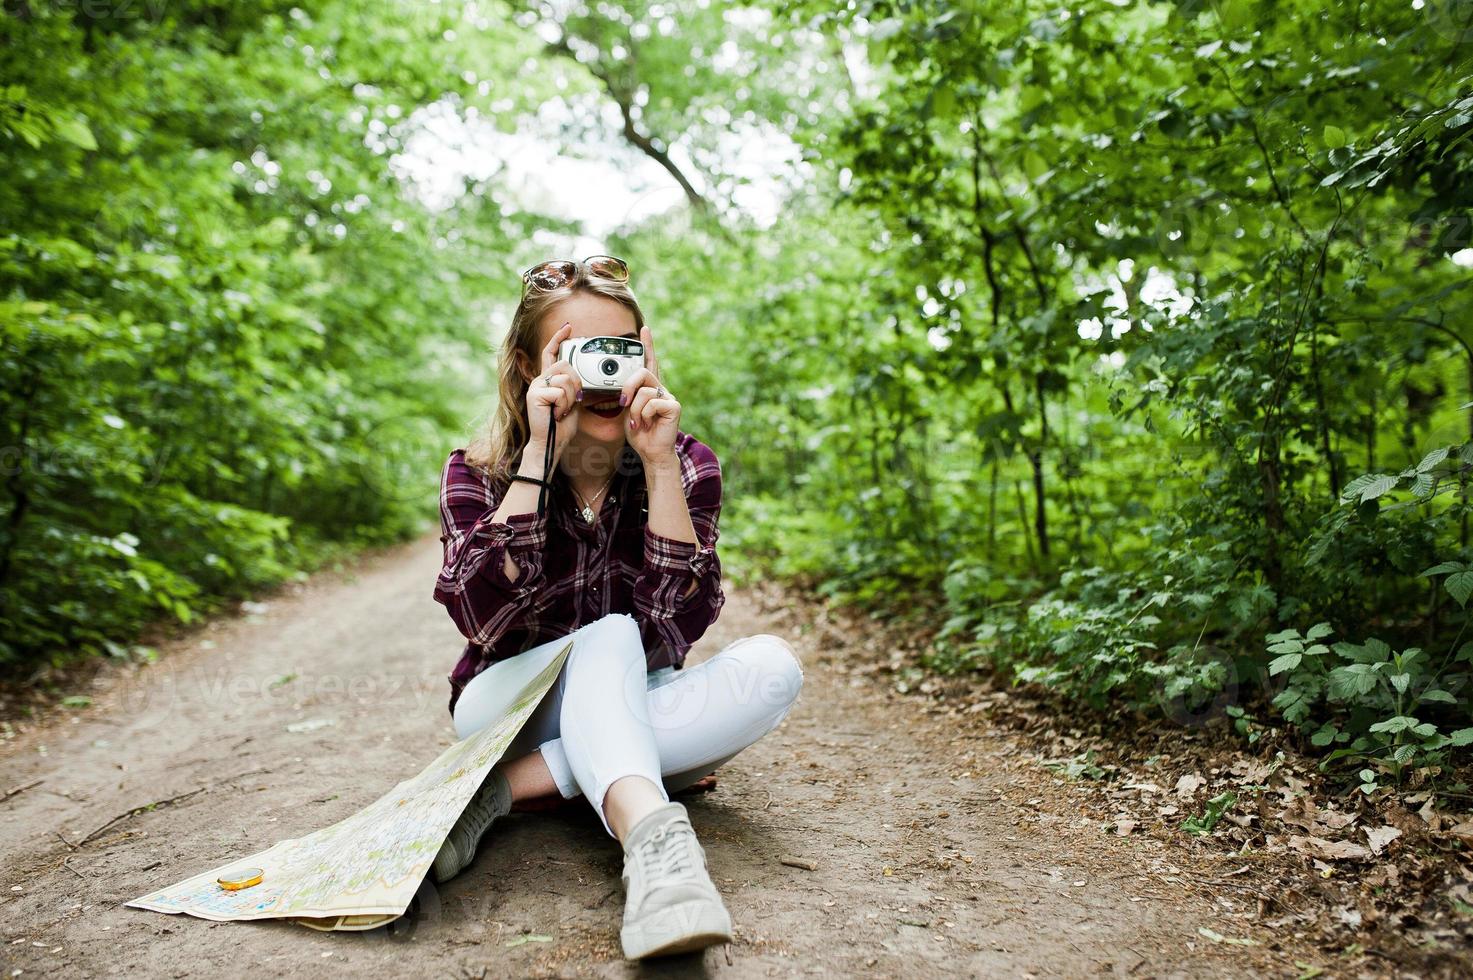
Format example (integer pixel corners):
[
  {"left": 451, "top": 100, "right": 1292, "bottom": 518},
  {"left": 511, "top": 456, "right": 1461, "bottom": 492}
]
[{"left": 126, "top": 640, "right": 573, "bottom": 931}]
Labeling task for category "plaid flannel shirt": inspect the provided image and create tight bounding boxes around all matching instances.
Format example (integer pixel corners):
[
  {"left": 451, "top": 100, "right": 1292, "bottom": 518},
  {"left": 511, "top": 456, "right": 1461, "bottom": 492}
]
[{"left": 433, "top": 431, "right": 726, "bottom": 716}]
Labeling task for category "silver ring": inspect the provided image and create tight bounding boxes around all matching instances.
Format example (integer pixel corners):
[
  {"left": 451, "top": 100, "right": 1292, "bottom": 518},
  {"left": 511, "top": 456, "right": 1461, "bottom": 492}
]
[
  {"left": 539, "top": 375, "right": 552, "bottom": 387},
  {"left": 655, "top": 386, "right": 667, "bottom": 398}
]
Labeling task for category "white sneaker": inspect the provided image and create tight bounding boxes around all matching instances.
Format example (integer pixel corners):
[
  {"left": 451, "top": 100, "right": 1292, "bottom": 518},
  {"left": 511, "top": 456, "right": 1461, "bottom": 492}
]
[
  {"left": 432, "top": 769, "right": 512, "bottom": 884},
  {"left": 619, "top": 802, "right": 733, "bottom": 959}
]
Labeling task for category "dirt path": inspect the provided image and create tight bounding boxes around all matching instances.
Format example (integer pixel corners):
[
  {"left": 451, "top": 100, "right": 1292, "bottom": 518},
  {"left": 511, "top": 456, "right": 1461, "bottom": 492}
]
[{"left": 1, "top": 533, "right": 1327, "bottom": 977}]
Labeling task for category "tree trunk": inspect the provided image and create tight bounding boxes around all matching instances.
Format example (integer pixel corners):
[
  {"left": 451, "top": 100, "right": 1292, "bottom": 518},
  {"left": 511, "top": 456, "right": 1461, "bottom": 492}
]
[{"left": 1032, "top": 373, "right": 1050, "bottom": 560}]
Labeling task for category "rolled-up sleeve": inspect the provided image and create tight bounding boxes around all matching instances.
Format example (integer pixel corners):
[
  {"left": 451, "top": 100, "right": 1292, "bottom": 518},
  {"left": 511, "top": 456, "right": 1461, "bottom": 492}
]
[
  {"left": 433, "top": 450, "right": 548, "bottom": 646},
  {"left": 633, "top": 442, "right": 726, "bottom": 669}
]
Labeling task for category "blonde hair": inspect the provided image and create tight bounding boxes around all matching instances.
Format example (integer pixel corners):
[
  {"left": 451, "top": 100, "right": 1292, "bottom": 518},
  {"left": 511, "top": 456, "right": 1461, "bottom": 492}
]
[{"left": 464, "top": 271, "right": 646, "bottom": 475}]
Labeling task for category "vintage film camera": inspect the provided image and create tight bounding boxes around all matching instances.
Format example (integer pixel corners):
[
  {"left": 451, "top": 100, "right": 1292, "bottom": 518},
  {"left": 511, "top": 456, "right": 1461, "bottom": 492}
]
[{"left": 557, "top": 335, "right": 645, "bottom": 390}]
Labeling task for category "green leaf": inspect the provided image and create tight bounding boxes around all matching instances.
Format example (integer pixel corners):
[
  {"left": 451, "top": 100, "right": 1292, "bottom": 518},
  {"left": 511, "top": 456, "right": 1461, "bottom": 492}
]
[
  {"left": 1368, "top": 715, "right": 1417, "bottom": 734},
  {"left": 1322, "top": 124, "right": 1347, "bottom": 148},
  {"left": 1181, "top": 792, "right": 1236, "bottom": 835},
  {"left": 1416, "top": 446, "right": 1450, "bottom": 472},
  {"left": 1339, "top": 473, "right": 1379, "bottom": 502},
  {"left": 1304, "top": 622, "right": 1333, "bottom": 641},
  {"left": 1446, "top": 571, "right": 1473, "bottom": 607},
  {"left": 1197, "top": 925, "right": 1258, "bottom": 947},
  {"left": 1450, "top": 728, "right": 1473, "bottom": 747},
  {"left": 1334, "top": 639, "right": 1392, "bottom": 664},
  {"left": 1022, "top": 149, "right": 1049, "bottom": 181},
  {"left": 1327, "top": 664, "right": 1378, "bottom": 699},
  {"left": 931, "top": 84, "right": 956, "bottom": 119},
  {"left": 504, "top": 934, "right": 554, "bottom": 947},
  {"left": 1274, "top": 687, "right": 1311, "bottom": 723},
  {"left": 53, "top": 113, "right": 98, "bottom": 151},
  {"left": 1269, "top": 652, "right": 1303, "bottom": 675},
  {"left": 1357, "top": 475, "right": 1399, "bottom": 502}
]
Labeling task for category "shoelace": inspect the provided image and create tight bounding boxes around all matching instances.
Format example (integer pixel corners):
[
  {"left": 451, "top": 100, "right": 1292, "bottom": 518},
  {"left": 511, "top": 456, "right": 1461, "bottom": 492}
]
[
  {"left": 638, "top": 823, "right": 698, "bottom": 881},
  {"left": 458, "top": 782, "right": 504, "bottom": 840}
]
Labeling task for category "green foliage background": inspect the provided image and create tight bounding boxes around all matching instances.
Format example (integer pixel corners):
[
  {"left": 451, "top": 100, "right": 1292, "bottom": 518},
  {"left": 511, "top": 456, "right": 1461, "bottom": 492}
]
[{"left": 5, "top": 0, "right": 1473, "bottom": 777}]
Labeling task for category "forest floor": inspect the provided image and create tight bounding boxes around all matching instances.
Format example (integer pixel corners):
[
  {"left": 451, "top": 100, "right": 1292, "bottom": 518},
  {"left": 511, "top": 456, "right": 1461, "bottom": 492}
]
[{"left": 0, "top": 532, "right": 1469, "bottom": 978}]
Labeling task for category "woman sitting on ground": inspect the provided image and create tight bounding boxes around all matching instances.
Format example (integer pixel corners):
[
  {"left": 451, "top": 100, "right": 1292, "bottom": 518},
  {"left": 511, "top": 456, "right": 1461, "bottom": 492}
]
[{"left": 429, "top": 254, "right": 804, "bottom": 960}]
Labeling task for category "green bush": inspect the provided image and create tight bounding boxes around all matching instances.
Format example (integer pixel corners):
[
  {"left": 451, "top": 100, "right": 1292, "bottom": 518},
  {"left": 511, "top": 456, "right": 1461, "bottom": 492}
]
[{"left": 0, "top": 3, "right": 520, "bottom": 671}]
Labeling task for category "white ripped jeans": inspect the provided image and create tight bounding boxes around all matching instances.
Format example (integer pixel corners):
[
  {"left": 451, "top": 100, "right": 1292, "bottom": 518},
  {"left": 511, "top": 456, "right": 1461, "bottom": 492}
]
[{"left": 451, "top": 613, "right": 804, "bottom": 836}]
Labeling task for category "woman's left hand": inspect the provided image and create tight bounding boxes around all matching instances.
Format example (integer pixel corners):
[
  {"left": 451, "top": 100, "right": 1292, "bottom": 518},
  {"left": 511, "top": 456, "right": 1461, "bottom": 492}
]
[{"left": 622, "top": 326, "right": 680, "bottom": 465}]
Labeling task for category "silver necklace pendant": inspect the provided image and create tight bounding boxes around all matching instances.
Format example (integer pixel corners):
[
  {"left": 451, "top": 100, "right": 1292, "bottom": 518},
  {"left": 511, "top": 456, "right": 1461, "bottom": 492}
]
[{"left": 580, "top": 505, "right": 595, "bottom": 523}]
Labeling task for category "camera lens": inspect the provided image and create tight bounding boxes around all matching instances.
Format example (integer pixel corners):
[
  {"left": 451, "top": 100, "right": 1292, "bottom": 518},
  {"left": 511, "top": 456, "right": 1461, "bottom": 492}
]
[{"left": 599, "top": 358, "right": 619, "bottom": 376}]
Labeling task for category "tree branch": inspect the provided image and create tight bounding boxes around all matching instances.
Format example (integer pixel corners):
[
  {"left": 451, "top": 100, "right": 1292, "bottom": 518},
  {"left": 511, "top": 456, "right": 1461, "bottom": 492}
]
[{"left": 544, "top": 33, "right": 710, "bottom": 212}]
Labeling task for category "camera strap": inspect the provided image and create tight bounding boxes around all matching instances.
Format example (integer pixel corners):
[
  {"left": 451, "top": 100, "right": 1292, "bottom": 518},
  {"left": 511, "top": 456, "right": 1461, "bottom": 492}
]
[{"left": 538, "top": 404, "right": 555, "bottom": 517}]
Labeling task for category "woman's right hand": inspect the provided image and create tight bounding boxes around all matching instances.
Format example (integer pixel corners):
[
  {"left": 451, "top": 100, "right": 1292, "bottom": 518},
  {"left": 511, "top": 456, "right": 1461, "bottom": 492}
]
[{"left": 524, "top": 321, "right": 583, "bottom": 453}]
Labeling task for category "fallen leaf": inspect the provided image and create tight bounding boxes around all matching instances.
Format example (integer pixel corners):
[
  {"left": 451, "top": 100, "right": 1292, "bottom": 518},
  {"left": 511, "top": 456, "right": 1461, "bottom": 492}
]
[
  {"left": 1277, "top": 773, "right": 1311, "bottom": 799},
  {"left": 1175, "top": 774, "right": 1206, "bottom": 798},
  {"left": 1379, "top": 804, "right": 1422, "bottom": 836},
  {"left": 1229, "top": 759, "right": 1276, "bottom": 784},
  {"left": 504, "top": 934, "right": 553, "bottom": 948},
  {"left": 1363, "top": 825, "right": 1402, "bottom": 856},
  {"left": 285, "top": 718, "right": 336, "bottom": 734},
  {"left": 1289, "top": 835, "right": 1371, "bottom": 862},
  {"left": 1197, "top": 926, "right": 1259, "bottom": 947},
  {"left": 1281, "top": 796, "right": 1319, "bottom": 831}
]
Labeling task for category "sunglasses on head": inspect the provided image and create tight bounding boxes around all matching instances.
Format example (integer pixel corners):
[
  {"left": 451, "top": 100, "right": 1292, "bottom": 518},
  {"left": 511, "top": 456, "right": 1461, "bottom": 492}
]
[{"left": 520, "top": 254, "right": 630, "bottom": 295}]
